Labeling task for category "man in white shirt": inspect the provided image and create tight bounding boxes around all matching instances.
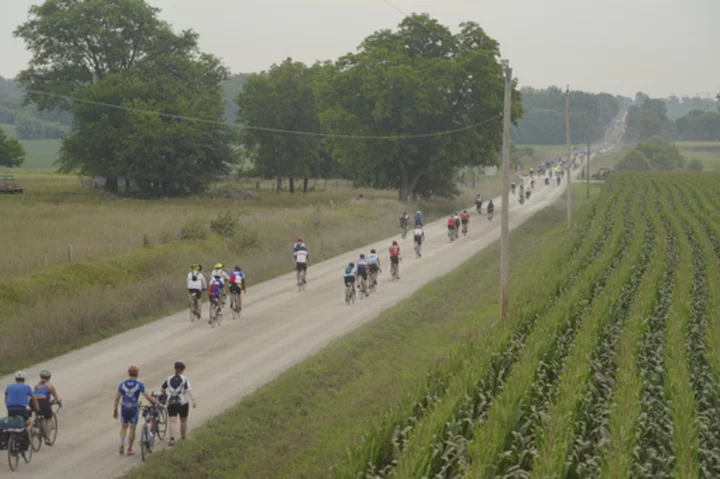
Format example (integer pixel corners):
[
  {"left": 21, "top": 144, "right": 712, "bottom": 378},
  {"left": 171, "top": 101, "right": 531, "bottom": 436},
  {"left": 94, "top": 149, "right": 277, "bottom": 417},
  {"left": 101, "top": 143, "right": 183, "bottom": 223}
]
[{"left": 161, "top": 362, "right": 197, "bottom": 447}]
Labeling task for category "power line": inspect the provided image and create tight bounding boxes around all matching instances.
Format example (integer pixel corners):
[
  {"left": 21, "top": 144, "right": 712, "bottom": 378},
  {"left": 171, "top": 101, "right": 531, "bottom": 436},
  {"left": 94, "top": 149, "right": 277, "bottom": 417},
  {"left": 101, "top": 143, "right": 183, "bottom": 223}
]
[{"left": 25, "top": 89, "right": 500, "bottom": 141}]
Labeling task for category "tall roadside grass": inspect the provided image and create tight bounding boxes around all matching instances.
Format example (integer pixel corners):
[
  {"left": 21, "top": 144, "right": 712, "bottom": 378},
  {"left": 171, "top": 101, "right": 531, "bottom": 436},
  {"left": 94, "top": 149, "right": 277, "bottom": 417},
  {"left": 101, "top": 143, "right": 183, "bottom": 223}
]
[{"left": 0, "top": 175, "right": 496, "bottom": 374}]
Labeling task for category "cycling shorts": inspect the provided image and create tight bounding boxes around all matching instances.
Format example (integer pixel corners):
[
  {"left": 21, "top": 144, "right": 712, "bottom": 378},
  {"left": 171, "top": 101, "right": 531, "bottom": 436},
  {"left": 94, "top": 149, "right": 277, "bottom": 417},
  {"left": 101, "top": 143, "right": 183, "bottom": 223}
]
[
  {"left": 390, "top": 256, "right": 400, "bottom": 265},
  {"left": 369, "top": 264, "right": 379, "bottom": 273},
  {"left": 343, "top": 276, "right": 355, "bottom": 286},
  {"left": 447, "top": 224, "right": 455, "bottom": 230},
  {"left": 296, "top": 262, "right": 307, "bottom": 272},
  {"left": 120, "top": 407, "right": 140, "bottom": 426},
  {"left": 35, "top": 399, "right": 53, "bottom": 420},
  {"left": 6, "top": 406, "right": 29, "bottom": 421},
  {"left": 229, "top": 283, "right": 242, "bottom": 294},
  {"left": 167, "top": 403, "right": 189, "bottom": 419},
  {"left": 188, "top": 289, "right": 201, "bottom": 299},
  {"left": 414, "top": 235, "right": 423, "bottom": 245},
  {"left": 461, "top": 219, "right": 469, "bottom": 224},
  {"left": 356, "top": 267, "right": 368, "bottom": 279}
]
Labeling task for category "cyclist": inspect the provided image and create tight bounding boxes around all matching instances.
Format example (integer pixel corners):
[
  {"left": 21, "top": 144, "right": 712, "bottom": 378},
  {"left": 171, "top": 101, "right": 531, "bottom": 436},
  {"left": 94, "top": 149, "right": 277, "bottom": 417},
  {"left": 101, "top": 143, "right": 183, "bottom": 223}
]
[
  {"left": 114, "top": 365, "right": 162, "bottom": 456},
  {"left": 207, "top": 274, "right": 224, "bottom": 323},
  {"left": 529, "top": 167, "right": 534, "bottom": 178},
  {"left": 5, "top": 371, "right": 38, "bottom": 429},
  {"left": 511, "top": 182, "right": 516, "bottom": 194},
  {"left": 356, "top": 254, "right": 369, "bottom": 292},
  {"left": 413, "top": 224, "right": 425, "bottom": 256},
  {"left": 399, "top": 212, "right": 409, "bottom": 230},
  {"left": 389, "top": 240, "right": 401, "bottom": 278},
  {"left": 229, "top": 266, "right": 246, "bottom": 311},
  {"left": 343, "top": 262, "right": 356, "bottom": 293},
  {"left": 414, "top": 210, "right": 424, "bottom": 227},
  {"left": 475, "top": 194, "right": 483, "bottom": 213},
  {"left": 530, "top": 179, "right": 535, "bottom": 189},
  {"left": 453, "top": 212, "right": 461, "bottom": 238},
  {"left": 461, "top": 210, "right": 470, "bottom": 233},
  {"left": 293, "top": 239, "right": 309, "bottom": 285},
  {"left": 487, "top": 200, "right": 495, "bottom": 220},
  {"left": 526, "top": 188, "right": 531, "bottom": 200},
  {"left": 187, "top": 264, "right": 207, "bottom": 317},
  {"left": 210, "top": 263, "right": 229, "bottom": 283},
  {"left": 368, "top": 249, "right": 381, "bottom": 288},
  {"left": 447, "top": 215, "right": 456, "bottom": 239},
  {"left": 161, "top": 362, "right": 196, "bottom": 447},
  {"left": 34, "top": 370, "right": 62, "bottom": 445}
]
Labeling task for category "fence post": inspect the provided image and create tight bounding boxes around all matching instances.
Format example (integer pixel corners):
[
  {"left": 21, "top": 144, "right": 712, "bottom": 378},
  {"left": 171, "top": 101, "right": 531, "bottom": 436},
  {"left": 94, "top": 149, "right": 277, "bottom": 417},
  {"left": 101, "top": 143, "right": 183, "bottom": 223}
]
[
  {"left": 67, "top": 244, "right": 73, "bottom": 263},
  {"left": 44, "top": 250, "right": 49, "bottom": 269}
]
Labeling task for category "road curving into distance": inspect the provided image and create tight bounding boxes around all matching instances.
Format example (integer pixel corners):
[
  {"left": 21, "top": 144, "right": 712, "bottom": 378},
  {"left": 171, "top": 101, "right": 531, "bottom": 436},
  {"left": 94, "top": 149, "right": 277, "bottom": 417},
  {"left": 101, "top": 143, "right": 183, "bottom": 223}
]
[{"left": 4, "top": 174, "right": 568, "bottom": 479}]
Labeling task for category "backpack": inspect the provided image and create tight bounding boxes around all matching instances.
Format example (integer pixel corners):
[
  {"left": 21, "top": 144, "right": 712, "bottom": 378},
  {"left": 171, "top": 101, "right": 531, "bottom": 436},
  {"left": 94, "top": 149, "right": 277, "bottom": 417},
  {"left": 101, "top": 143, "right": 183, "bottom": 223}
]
[{"left": 345, "top": 266, "right": 354, "bottom": 275}]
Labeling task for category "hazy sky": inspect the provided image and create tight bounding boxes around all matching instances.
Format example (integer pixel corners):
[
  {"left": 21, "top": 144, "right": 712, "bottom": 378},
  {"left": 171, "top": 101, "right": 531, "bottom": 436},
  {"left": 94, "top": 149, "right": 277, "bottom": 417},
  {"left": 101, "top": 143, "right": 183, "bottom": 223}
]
[{"left": 1, "top": 0, "right": 718, "bottom": 98}]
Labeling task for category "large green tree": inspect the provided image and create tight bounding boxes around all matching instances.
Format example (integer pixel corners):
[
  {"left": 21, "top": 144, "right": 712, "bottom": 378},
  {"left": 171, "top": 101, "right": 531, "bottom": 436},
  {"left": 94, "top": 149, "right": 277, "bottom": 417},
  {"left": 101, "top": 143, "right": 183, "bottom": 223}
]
[
  {"left": 236, "top": 59, "right": 323, "bottom": 193},
  {"left": 675, "top": 110, "right": 720, "bottom": 141},
  {"left": 315, "top": 15, "right": 521, "bottom": 201},
  {"left": 60, "top": 53, "right": 233, "bottom": 196},
  {"left": 0, "top": 128, "right": 26, "bottom": 168},
  {"left": 13, "top": 0, "right": 219, "bottom": 193},
  {"left": 623, "top": 94, "right": 675, "bottom": 142}
]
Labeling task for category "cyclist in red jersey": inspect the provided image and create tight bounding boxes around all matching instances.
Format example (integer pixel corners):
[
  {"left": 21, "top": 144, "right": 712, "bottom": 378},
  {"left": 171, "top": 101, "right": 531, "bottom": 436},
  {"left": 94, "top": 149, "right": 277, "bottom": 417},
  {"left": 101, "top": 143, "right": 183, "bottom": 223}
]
[{"left": 389, "top": 240, "right": 401, "bottom": 278}]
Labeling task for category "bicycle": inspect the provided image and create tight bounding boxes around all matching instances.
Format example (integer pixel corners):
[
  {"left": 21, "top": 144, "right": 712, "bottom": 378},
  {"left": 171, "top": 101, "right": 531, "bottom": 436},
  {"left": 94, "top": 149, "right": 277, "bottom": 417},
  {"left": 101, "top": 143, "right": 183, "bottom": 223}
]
[
  {"left": 414, "top": 241, "right": 422, "bottom": 258},
  {"left": 230, "top": 289, "right": 242, "bottom": 321},
  {"left": 462, "top": 223, "right": 468, "bottom": 236},
  {"left": 139, "top": 399, "right": 166, "bottom": 462},
  {"left": 29, "top": 401, "right": 61, "bottom": 452},
  {"left": 369, "top": 269, "right": 379, "bottom": 293},
  {"left": 297, "top": 268, "right": 307, "bottom": 292},
  {"left": 488, "top": 210, "right": 494, "bottom": 222},
  {"left": 1, "top": 415, "right": 32, "bottom": 472},
  {"left": 358, "top": 277, "right": 369, "bottom": 299},
  {"left": 400, "top": 223, "right": 408, "bottom": 239},
  {"left": 208, "top": 296, "right": 222, "bottom": 328},
  {"left": 448, "top": 228, "right": 455, "bottom": 243},
  {"left": 188, "top": 293, "right": 201, "bottom": 322},
  {"left": 345, "top": 281, "right": 356, "bottom": 305},
  {"left": 390, "top": 259, "right": 401, "bottom": 281}
]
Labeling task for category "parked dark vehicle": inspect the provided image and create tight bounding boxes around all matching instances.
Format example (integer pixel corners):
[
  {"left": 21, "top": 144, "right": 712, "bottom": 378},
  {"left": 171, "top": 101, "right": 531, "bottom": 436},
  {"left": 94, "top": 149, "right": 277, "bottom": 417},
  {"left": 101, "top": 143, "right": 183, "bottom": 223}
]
[{"left": 0, "top": 176, "right": 23, "bottom": 194}]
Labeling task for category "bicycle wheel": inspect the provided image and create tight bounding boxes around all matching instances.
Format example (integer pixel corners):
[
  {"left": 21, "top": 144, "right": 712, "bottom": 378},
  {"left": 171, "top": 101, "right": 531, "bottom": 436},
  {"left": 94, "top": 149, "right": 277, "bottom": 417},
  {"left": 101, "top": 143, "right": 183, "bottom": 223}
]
[
  {"left": 140, "top": 424, "right": 150, "bottom": 461},
  {"left": 7, "top": 435, "right": 20, "bottom": 471},
  {"left": 154, "top": 408, "right": 168, "bottom": 440},
  {"left": 231, "top": 294, "right": 240, "bottom": 320},
  {"left": 29, "top": 420, "right": 42, "bottom": 452},
  {"left": 47, "top": 411, "right": 58, "bottom": 446}
]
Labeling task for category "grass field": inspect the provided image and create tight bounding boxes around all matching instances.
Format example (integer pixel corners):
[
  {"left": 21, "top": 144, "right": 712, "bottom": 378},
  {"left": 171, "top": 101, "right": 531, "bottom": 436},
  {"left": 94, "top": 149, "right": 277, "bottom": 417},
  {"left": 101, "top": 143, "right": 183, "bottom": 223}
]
[
  {"left": 675, "top": 141, "right": 720, "bottom": 171},
  {"left": 127, "top": 172, "right": 720, "bottom": 478},
  {"left": 0, "top": 173, "right": 500, "bottom": 375},
  {"left": 123, "top": 183, "right": 603, "bottom": 479},
  {"left": 0, "top": 123, "right": 62, "bottom": 170}
]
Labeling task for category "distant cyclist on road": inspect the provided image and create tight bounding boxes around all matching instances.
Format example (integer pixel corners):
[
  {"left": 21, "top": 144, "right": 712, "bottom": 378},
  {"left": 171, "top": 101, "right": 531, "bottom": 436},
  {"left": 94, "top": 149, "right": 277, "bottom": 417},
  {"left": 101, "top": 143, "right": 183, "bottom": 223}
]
[
  {"left": 475, "top": 195, "right": 483, "bottom": 213},
  {"left": 5, "top": 371, "right": 38, "bottom": 429},
  {"left": 413, "top": 224, "right": 425, "bottom": 257},
  {"left": 229, "top": 266, "right": 246, "bottom": 311},
  {"left": 356, "top": 254, "right": 369, "bottom": 292},
  {"left": 414, "top": 210, "right": 424, "bottom": 227},
  {"left": 343, "top": 262, "right": 356, "bottom": 291},
  {"left": 293, "top": 238, "right": 309, "bottom": 285},
  {"left": 461, "top": 210, "right": 470, "bottom": 234},
  {"left": 400, "top": 212, "right": 409, "bottom": 237},
  {"left": 368, "top": 249, "right": 381, "bottom": 288},
  {"left": 389, "top": 241, "right": 401, "bottom": 278},
  {"left": 487, "top": 200, "right": 495, "bottom": 221}
]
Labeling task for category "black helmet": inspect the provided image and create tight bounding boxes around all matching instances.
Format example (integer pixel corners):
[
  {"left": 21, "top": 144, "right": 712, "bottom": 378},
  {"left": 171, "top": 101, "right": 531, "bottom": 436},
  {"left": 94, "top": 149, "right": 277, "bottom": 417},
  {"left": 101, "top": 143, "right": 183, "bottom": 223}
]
[
  {"left": 174, "top": 361, "right": 186, "bottom": 371},
  {"left": 348, "top": 262, "right": 355, "bottom": 267},
  {"left": 234, "top": 265, "right": 241, "bottom": 271},
  {"left": 370, "top": 249, "right": 376, "bottom": 254},
  {"left": 359, "top": 254, "right": 365, "bottom": 259}
]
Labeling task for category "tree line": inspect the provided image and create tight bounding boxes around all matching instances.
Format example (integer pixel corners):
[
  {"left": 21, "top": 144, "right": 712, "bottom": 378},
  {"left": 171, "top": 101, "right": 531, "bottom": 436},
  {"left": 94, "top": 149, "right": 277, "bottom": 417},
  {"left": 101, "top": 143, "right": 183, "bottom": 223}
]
[
  {"left": 624, "top": 91, "right": 720, "bottom": 143},
  {"left": 511, "top": 86, "right": 624, "bottom": 145},
  {"left": 11, "top": 0, "right": 520, "bottom": 201}
]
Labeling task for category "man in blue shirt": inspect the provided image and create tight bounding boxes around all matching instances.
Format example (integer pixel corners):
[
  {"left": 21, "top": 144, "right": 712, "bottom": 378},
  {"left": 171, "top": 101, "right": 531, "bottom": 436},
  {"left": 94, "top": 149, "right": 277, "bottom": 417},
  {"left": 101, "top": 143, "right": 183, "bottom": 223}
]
[
  {"left": 414, "top": 210, "right": 424, "bottom": 227},
  {"left": 113, "top": 365, "right": 162, "bottom": 456},
  {"left": 5, "top": 371, "right": 38, "bottom": 428}
]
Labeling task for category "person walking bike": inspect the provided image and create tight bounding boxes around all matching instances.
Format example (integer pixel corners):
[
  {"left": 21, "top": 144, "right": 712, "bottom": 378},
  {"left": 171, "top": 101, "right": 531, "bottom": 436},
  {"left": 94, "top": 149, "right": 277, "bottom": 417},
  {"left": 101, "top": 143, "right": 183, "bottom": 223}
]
[
  {"left": 113, "top": 366, "right": 163, "bottom": 456},
  {"left": 161, "top": 362, "right": 196, "bottom": 447}
]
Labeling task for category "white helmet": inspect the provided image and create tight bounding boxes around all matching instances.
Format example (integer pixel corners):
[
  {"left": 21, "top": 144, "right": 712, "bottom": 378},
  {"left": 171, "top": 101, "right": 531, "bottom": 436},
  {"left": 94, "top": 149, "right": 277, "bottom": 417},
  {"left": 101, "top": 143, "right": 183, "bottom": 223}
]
[{"left": 14, "top": 371, "right": 26, "bottom": 380}]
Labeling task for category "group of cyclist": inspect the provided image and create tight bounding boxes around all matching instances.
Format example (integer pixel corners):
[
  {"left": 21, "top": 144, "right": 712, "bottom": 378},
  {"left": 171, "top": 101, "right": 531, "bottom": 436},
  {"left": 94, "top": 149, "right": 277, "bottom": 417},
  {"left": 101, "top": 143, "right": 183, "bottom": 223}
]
[
  {"left": 343, "top": 246, "right": 388, "bottom": 298},
  {"left": 186, "top": 263, "right": 246, "bottom": 322},
  {"left": 4, "top": 370, "right": 62, "bottom": 460}
]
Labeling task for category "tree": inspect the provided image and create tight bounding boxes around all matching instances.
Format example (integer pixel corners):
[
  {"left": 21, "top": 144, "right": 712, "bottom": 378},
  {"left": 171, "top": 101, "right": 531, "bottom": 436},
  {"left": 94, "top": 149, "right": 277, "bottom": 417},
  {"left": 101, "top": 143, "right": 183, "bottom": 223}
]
[
  {"left": 316, "top": 15, "right": 521, "bottom": 201},
  {"left": 616, "top": 149, "right": 651, "bottom": 171},
  {"left": 236, "top": 59, "right": 322, "bottom": 193},
  {"left": 60, "top": 52, "right": 233, "bottom": 196},
  {"left": 624, "top": 97, "right": 675, "bottom": 142},
  {"left": 14, "top": 0, "right": 199, "bottom": 192},
  {"left": 687, "top": 158, "right": 703, "bottom": 171},
  {"left": 0, "top": 128, "right": 26, "bottom": 167},
  {"left": 675, "top": 110, "right": 720, "bottom": 141}
]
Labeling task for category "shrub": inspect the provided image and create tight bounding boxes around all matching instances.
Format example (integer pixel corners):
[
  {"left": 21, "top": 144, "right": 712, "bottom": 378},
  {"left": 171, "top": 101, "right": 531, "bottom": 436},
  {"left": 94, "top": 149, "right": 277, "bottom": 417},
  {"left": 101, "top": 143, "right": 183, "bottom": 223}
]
[
  {"left": 687, "top": 158, "right": 703, "bottom": 171},
  {"left": 210, "top": 211, "right": 238, "bottom": 238},
  {"left": 180, "top": 218, "right": 208, "bottom": 240}
]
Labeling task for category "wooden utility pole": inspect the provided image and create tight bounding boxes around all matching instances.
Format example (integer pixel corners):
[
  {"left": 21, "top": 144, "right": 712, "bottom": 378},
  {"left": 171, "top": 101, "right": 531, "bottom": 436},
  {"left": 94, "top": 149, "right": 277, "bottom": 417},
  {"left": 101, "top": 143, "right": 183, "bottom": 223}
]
[
  {"left": 500, "top": 61, "right": 512, "bottom": 321},
  {"left": 586, "top": 141, "right": 591, "bottom": 198},
  {"left": 565, "top": 85, "right": 572, "bottom": 228}
]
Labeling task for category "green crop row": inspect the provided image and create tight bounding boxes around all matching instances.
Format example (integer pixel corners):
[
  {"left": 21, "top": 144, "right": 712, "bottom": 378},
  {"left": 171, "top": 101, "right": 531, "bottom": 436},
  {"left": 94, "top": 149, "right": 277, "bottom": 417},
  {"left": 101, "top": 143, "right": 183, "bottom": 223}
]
[
  {"left": 564, "top": 183, "right": 661, "bottom": 479},
  {"left": 464, "top": 179, "right": 645, "bottom": 478},
  {"left": 630, "top": 191, "right": 679, "bottom": 478},
  {"left": 483, "top": 184, "right": 652, "bottom": 478},
  {"left": 332, "top": 189, "right": 614, "bottom": 479}
]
